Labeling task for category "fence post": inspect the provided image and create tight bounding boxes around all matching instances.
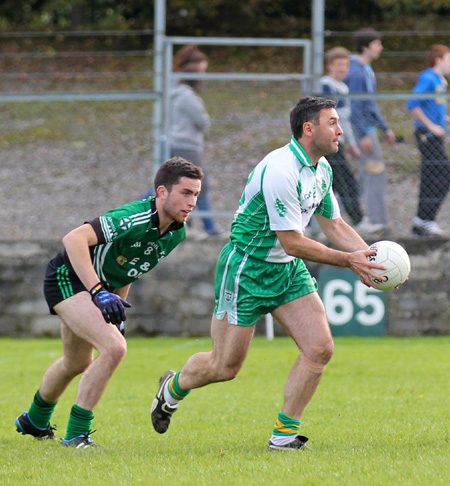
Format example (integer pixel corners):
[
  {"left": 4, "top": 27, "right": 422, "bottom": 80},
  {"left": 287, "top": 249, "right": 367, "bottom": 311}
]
[
  {"left": 311, "top": 0, "right": 325, "bottom": 94},
  {"left": 152, "top": 0, "right": 166, "bottom": 178},
  {"left": 265, "top": 314, "right": 274, "bottom": 340}
]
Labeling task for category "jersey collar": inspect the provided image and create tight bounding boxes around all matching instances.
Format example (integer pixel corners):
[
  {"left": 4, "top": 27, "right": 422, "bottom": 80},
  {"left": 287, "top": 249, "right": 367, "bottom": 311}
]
[{"left": 289, "top": 136, "right": 313, "bottom": 168}]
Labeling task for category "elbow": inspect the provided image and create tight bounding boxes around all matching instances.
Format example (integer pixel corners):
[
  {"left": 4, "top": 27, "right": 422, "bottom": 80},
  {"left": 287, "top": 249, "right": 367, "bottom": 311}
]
[
  {"left": 283, "top": 244, "right": 298, "bottom": 257},
  {"left": 62, "top": 231, "right": 74, "bottom": 249},
  {"left": 279, "top": 234, "right": 304, "bottom": 257},
  {"left": 62, "top": 229, "right": 82, "bottom": 251}
]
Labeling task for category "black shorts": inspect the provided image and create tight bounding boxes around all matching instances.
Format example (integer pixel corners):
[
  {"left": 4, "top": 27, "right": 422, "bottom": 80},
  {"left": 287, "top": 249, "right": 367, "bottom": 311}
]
[{"left": 43, "top": 254, "right": 87, "bottom": 315}]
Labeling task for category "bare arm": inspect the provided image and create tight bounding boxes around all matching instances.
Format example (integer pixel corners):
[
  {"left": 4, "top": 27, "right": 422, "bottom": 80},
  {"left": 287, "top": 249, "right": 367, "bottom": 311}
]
[
  {"left": 62, "top": 223, "right": 101, "bottom": 292},
  {"left": 115, "top": 284, "right": 132, "bottom": 300},
  {"left": 276, "top": 216, "right": 385, "bottom": 288},
  {"left": 63, "top": 224, "right": 132, "bottom": 300},
  {"left": 410, "top": 107, "right": 446, "bottom": 137},
  {"left": 63, "top": 223, "right": 131, "bottom": 326},
  {"left": 316, "top": 214, "right": 367, "bottom": 252},
  {"left": 63, "top": 224, "right": 133, "bottom": 301}
]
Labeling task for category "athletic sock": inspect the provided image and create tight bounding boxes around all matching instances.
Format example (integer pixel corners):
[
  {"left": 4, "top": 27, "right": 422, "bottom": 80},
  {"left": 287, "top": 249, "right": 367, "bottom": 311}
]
[
  {"left": 64, "top": 404, "right": 94, "bottom": 441},
  {"left": 270, "top": 411, "right": 301, "bottom": 446},
  {"left": 27, "top": 390, "right": 57, "bottom": 429},
  {"left": 164, "top": 371, "right": 191, "bottom": 406}
]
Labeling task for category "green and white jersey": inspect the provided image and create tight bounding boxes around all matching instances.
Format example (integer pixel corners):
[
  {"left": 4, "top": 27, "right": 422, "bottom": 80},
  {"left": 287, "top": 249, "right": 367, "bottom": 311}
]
[
  {"left": 60, "top": 197, "right": 186, "bottom": 289},
  {"left": 230, "top": 137, "right": 340, "bottom": 263}
]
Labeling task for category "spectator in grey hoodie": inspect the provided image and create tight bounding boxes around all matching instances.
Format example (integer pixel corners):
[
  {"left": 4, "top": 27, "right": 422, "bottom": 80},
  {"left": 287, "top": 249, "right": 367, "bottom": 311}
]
[{"left": 170, "top": 45, "right": 223, "bottom": 238}]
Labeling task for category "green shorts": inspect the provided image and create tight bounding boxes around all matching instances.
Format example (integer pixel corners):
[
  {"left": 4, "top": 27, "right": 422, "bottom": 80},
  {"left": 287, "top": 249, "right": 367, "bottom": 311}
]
[{"left": 214, "top": 242, "right": 318, "bottom": 326}]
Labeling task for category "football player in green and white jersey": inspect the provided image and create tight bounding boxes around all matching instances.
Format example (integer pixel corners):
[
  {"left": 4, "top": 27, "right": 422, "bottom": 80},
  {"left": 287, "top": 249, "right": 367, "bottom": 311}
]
[
  {"left": 151, "top": 97, "right": 386, "bottom": 451},
  {"left": 15, "top": 157, "right": 203, "bottom": 448}
]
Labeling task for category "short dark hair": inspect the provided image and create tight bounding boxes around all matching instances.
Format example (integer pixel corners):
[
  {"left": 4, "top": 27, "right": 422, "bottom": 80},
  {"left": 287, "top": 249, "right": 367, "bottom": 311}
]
[
  {"left": 354, "top": 28, "right": 382, "bottom": 54},
  {"left": 154, "top": 157, "right": 203, "bottom": 192},
  {"left": 290, "top": 97, "right": 337, "bottom": 140}
]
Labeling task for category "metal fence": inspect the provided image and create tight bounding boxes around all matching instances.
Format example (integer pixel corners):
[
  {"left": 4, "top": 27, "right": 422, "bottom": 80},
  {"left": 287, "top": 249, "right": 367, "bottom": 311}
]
[
  {"left": 1, "top": 30, "right": 449, "bottom": 241},
  {"left": 0, "top": 29, "right": 158, "bottom": 241}
]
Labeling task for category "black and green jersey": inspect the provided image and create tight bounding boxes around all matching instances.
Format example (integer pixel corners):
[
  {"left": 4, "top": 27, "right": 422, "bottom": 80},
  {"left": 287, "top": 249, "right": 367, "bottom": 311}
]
[{"left": 61, "top": 197, "right": 186, "bottom": 289}]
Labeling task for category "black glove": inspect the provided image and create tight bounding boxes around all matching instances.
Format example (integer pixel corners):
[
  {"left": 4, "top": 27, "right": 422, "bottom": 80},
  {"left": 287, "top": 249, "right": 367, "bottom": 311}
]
[{"left": 90, "top": 283, "right": 131, "bottom": 326}]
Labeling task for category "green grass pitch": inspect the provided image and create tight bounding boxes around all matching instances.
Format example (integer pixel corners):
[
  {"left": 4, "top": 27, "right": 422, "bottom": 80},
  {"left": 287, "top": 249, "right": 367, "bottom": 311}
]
[{"left": 1, "top": 336, "right": 450, "bottom": 485}]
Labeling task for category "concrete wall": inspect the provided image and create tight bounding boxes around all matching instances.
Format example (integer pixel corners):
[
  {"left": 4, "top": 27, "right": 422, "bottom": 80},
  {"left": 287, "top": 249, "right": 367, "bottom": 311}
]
[{"left": 1, "top": 237, "right": 449, "bottom": 337}]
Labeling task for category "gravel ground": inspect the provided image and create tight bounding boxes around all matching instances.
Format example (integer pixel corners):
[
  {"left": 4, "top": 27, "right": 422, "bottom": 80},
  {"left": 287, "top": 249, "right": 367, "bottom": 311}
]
[{"left": 1, "top": 86, "right": 450, "bottom": 242}]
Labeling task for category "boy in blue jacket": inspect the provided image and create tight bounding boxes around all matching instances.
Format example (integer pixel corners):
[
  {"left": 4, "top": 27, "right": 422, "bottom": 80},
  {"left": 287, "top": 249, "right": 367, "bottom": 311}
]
[
  {"left": 345, "top": 28, "right": 396, "bottom": 235},
  {"left": 407, "top": 44, "right": 450, "bottom": 237}
]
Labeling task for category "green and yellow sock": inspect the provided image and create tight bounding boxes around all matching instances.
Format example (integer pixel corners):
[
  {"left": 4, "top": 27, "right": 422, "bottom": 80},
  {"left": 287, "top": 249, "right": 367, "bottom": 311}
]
[
  {"left": 272, "top": 411, "right": 301, "bottom": 437},
  {"left": 64, "top": 404, "right": 94, "bottom": 441},
  {"left": 167, "top": 371, "right": 191, "bottom": 402},
  {"left": 28, "top": 390, "right": 57, "bottom": 429}
]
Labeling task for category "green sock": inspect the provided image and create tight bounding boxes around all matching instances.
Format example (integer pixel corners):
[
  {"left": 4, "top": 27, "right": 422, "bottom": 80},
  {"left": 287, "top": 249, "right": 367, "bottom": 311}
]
[
  {"left": 64, "top": 404, "right": 94, "bottom": 441},
  {"left": 272, "top": 411, "right": 301, "bottom": 437},
  {"left": 28, "top": 390, "right": 57, "bottom": 429},
  {"left": 168, "top": 372, "right": 191, "bottom": 400}
]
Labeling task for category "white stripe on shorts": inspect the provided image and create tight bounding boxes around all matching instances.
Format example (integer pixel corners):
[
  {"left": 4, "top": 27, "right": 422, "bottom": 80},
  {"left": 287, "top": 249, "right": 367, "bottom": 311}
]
[{"left": 217, "top": 245, "right": 248, "bottom": 325}]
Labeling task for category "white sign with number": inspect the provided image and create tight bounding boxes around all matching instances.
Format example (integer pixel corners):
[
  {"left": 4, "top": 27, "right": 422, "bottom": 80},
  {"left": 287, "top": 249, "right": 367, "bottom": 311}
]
[
  {"left": 318, "top": 266, "right": 387, "bottom": 335},
  {"left": 322, "top": 279, "right": 385, "bottom": 326}
]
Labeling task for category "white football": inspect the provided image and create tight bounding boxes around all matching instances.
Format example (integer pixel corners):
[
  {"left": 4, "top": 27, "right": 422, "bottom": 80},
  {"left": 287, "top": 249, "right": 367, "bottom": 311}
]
[{"left": 367, "top": 240, "right": 411, "bottom": 291}]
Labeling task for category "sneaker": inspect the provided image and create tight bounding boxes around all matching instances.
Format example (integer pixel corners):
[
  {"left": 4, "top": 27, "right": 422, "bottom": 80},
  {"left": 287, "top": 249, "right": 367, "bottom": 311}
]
[
  {"left": 61, "top": 431, "right": 98, "bottom": 448},
  {"left": 412, "top": 217, "right": 445, "bottom": 237},
  {"left": 268, "top": 435, "right": 310, "bottom": 451},
  {"left": 355, "top": 218, "right": 384, "bottom": 235},
  {"left": 15, "top": 412, "right": 57, "bottom": 440},
  {"left": 151, "top": 370, "right": 178, "bottom": 434}
]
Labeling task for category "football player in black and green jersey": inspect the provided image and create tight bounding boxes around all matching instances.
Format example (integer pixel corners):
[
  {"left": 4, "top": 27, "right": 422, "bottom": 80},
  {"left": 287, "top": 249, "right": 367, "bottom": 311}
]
[
  {"left": 151, "top": 97, "right": 387, "bottom": 451},
  {"left": 15, "top": 156, "right": 202, "bottom": 448}
]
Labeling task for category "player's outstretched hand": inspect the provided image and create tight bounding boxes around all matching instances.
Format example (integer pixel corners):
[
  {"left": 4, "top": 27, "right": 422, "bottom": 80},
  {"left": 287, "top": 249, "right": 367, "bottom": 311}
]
[
  {"left": 347, "top": 249, "right": 387, "bottom": 289},
  {"left": 90, "top": 283, "right": 132, "bottom": 325}
]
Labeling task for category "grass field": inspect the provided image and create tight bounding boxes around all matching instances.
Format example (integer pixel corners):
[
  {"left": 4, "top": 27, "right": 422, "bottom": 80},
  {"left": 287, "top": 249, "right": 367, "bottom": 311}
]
[{"left": 1, "top": 336, "right": 450, "bottom": 485}]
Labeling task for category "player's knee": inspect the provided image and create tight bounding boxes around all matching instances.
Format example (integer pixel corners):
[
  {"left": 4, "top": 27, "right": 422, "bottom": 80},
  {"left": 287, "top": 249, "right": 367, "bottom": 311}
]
[
  {"left": 212, "top": 361, "right": 242, "bottom": 382},
  {"left": 108, "top": 340, "right": 127, "bottom": 366},
  {"left": 318, "top": 339, "right": 335, "bottom": 364},
  {"left": 216, "top": 369, "right": 238, "bottom": 382},
  {"left": 64, "top": 356, "right": 93, "bottom": 377},
  {"left": 302, "top": 340, "right": 334, "bottom": 373}
]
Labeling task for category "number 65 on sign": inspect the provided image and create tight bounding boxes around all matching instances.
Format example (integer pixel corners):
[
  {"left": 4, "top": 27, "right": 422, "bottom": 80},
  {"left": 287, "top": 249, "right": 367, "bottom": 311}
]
[{"left": 318, "top": 266, "right": 386, "bottom": 336}]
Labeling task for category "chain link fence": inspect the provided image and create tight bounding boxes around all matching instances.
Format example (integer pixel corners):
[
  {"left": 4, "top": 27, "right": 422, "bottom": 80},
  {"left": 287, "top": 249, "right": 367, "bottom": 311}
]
[{"left": 1, "top": 31, "right": 449, "bottom": 241}]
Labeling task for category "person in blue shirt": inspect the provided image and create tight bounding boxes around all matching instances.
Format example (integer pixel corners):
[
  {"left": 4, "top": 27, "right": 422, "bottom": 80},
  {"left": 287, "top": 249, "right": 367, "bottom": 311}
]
[
  {"left": 407, "top": 44, "right": 450, "bottom": 237},
  {"left": 345, "top": 29, "right": 396, "bottom": 235}
]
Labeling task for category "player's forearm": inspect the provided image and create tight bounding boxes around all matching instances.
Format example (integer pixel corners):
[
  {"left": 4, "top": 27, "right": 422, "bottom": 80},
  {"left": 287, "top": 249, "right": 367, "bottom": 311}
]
[
  {"left": 115, "top": 284, "right": 132, "bottom": 300},
  {"left": 410, "top": 107, "right": 435, "bottom": 131},
  {"left": 324, "top": 223, "right": 368, "bottom": 253},
  {"left": 316, "top": 215, "right": 368, "bottom": 253},
  {"left": 277, "top": 231, "right": 350, "bottom": 267},
  {"left": 62, "top": 230, "right": 101, "bottom": 291}
]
